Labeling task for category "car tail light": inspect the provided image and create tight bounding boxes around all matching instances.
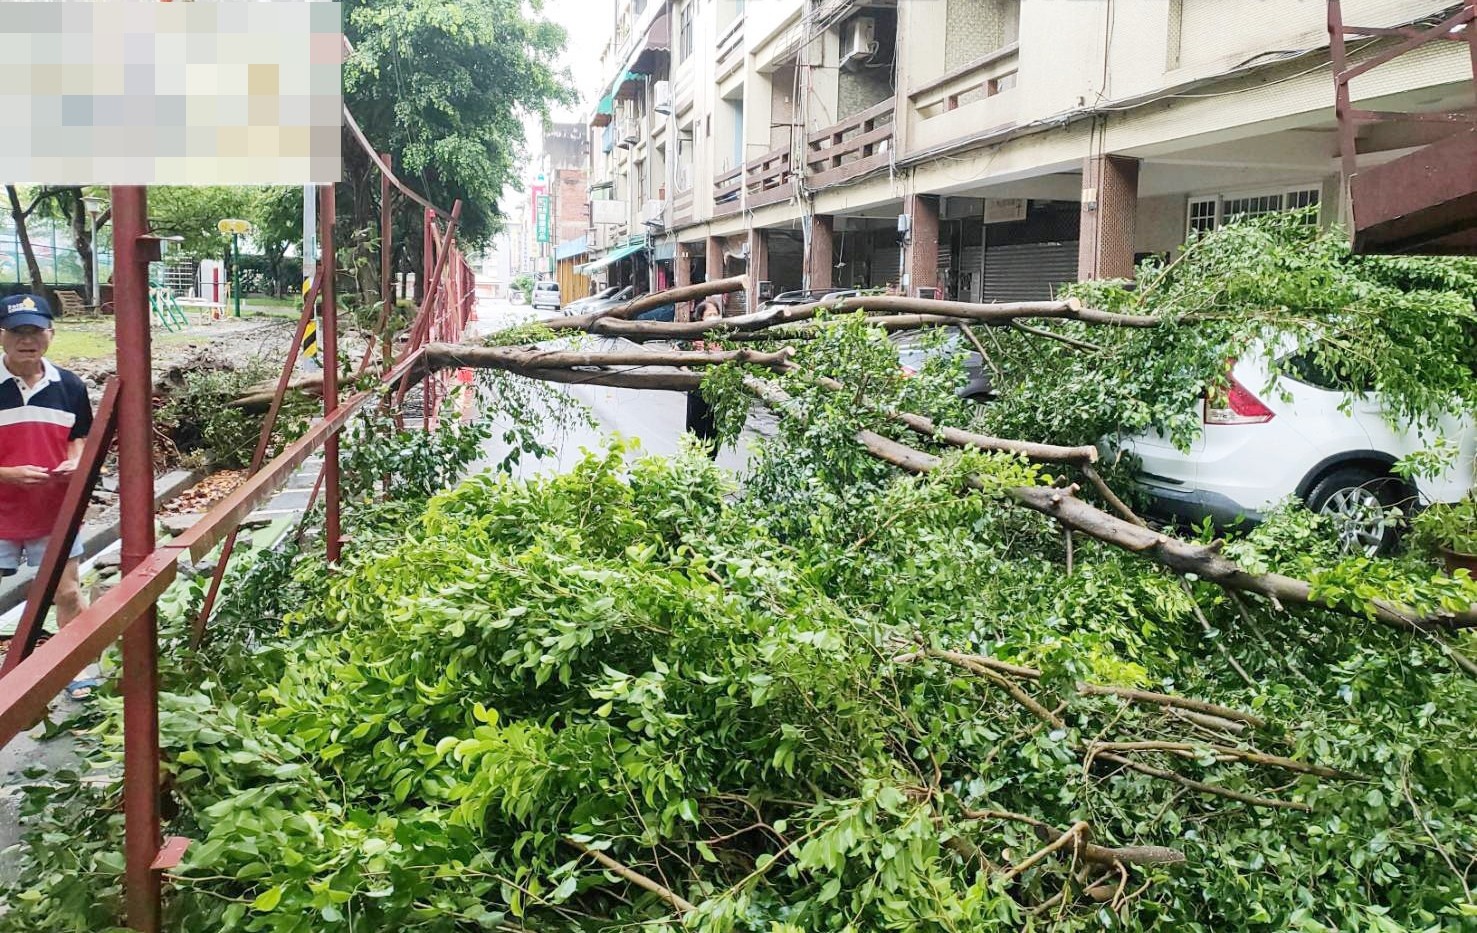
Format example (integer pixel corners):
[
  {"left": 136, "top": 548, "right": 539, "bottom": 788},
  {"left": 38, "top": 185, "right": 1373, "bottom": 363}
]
[{"left": 1204, "top": 375, "right": 1275, "bottom": 425}]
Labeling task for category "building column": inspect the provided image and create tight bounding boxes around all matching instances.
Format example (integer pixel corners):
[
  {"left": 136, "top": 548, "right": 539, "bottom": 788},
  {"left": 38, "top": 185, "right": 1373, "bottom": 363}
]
[
  {"left": 674, "top": 242, "right": 693, "bottom": 322},
  {"left": 747, "top": 227, "right": 769, "bottom": 313},
  {"left": 1078, "top": 154, "right": 1140, "bottom": 280},
  {"left": 904, "top": 194, "right": 940, "bottom": 296},
  {"left": 807, "top": 214, "right": 834, "bottom": 291},
  {"left": 705, "top": 235, "right": 727, "bottom": 314}
]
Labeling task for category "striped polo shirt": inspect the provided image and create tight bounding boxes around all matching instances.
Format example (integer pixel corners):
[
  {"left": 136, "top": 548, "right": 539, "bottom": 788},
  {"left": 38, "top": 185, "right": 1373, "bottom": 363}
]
[{"left": 0, "top": 356, "right": 93, "bottom": 540}]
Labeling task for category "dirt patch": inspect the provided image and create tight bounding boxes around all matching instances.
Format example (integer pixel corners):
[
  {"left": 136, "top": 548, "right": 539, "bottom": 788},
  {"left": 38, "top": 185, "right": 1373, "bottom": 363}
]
[{"left": 160, "top": 470, "right": 248, "bottom": 516}]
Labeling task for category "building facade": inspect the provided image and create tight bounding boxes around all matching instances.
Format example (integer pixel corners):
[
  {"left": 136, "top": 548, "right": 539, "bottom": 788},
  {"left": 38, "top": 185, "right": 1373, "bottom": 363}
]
[{"left": 578, "top": 0, "right": 1475, "bottom": 310}]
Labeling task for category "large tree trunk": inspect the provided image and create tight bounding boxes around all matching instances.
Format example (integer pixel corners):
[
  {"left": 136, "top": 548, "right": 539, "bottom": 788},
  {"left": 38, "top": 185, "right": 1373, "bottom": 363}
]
[
  {"left": 68, "top": 189, "right": 93, "bottom": 309},
  {"left": 5, "top": 185, "right": 48, "bottom": 300}
]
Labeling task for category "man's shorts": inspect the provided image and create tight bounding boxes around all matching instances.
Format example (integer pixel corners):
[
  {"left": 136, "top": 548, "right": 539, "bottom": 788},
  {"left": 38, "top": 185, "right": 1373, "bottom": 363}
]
[{"left": 0, "top": 536, "right": 84, "bottom": 575}]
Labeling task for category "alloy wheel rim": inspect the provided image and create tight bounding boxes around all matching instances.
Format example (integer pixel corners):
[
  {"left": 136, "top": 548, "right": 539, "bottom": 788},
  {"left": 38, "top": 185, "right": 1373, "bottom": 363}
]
[{"left": 1320, "top": 486, "right": 1390, "bottom": 556}]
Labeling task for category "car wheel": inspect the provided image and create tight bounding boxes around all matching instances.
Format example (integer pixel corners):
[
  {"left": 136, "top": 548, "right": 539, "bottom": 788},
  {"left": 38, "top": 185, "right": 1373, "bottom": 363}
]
[{"left": 1305, "top": 467, "right": 1408, "bottom": 557}]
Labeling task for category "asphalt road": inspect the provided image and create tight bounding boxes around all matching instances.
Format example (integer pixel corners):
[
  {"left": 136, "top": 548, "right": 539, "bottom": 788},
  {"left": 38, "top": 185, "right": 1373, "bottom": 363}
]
[{"left": 467, "top": 298, "right": 767, "bottom": 477}]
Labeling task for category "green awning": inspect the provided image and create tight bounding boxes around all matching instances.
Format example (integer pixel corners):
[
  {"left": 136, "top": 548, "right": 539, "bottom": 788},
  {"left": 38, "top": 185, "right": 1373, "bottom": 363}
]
[{"left": 576, "top": 240, "right": 647, "bottom": 275}]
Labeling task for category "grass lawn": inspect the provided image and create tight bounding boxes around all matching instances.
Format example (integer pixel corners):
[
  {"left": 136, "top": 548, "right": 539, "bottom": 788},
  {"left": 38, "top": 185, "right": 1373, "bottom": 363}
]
[{"left": 46, "top": 321, "right": 116, "bottom": 365}]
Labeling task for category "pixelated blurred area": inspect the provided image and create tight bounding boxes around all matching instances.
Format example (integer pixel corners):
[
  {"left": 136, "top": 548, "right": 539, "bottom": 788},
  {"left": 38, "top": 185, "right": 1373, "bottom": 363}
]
[{"left": 0, "top": 1, "right": 342, "bottom": 184}]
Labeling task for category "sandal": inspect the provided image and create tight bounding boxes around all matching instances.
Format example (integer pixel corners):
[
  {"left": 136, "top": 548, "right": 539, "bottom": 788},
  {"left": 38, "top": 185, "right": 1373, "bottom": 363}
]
[{"left": 64, "top": 677, "right": 102, "bottom": 701}]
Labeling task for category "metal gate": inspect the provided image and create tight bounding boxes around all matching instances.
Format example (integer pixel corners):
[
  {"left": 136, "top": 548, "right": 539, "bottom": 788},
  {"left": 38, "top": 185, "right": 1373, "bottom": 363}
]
[{"left": 982, "top": 241, "right": 1078, "bottom": 302}]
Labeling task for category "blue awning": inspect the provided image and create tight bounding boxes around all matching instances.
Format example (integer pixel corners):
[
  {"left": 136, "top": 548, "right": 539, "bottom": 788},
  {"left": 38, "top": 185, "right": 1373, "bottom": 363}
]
[
  {"left": 576, "top": 239, "right": 647, "bottom": 275},
  {"left": 555, "top": 236, "right": 590, "bottom": 261}
]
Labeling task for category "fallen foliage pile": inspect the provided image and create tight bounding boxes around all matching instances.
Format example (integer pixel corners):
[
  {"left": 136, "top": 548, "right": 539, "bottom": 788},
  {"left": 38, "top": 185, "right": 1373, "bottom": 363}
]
[{"left": 1, "top": 215, "right": 1474, "bottom": 932}]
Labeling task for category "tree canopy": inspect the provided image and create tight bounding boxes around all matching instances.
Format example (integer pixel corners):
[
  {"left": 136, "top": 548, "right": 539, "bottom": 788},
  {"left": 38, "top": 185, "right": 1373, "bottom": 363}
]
[{"left": 341, "top": 0, "right": 573, "bottom": 251}]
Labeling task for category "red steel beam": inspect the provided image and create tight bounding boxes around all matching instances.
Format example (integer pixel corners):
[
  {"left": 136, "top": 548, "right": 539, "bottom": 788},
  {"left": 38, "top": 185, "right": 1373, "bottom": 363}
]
[
  {"left": 0, "top": 549, "right": 178, "bottom": 748},
  {"left": 358, "top": 151, "right": 395, "bottom": 376},
  {"left": 113, "top": 184, "right": 164, "bottom": 933},
  {"left": 320, "top": 185, "right": 342, "bottom": 563},
  {"left": 1337, "top": 6, "right": 1475, "bottom": 85},
  {"left": 191, "top": 271, "right": 323, "bottom": 644},
  {"left": 0, "top": 379, "right": 119, "bottom": 675}
]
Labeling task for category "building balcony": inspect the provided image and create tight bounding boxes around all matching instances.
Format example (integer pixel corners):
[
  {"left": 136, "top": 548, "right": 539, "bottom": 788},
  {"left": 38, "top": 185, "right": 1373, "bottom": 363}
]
[
  {"left": 806, "top": 101, "right": 894, "bottom": 189},
  {"left": 716, "top": 16, "right": 745, "bottom": 79},
  {"left": 745, "top": 144, "right": 795, "bottom": 210},
  {"left": 713, "top": 164, "right": 743, "bottom": 217},
  {"left": 908, "top": 44, "right": 1019, "bottom": 152}
]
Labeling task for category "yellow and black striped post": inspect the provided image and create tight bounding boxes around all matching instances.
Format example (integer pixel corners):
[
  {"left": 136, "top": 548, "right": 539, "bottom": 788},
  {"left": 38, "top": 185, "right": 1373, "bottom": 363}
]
[{"left": 300, "top": 277, "right": 320, "bottom": 361}]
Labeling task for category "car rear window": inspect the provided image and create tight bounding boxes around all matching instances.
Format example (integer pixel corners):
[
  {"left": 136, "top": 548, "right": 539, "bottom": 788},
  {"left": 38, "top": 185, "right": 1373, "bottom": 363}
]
[{"left": 1281, "top": 352, "right": 1374, "bottom": 392}]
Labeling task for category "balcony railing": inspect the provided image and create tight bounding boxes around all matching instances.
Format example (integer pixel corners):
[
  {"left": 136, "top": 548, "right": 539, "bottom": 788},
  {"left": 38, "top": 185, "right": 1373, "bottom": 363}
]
[
  {"left": 713, "top": 164, "right": 743, "bottom": 217},
  {"left": 673, "top": 185, "right": 695, "bottom": 225},
  {"left": 716, "top": 16, "right": 745, "bottom": 76},
  {"left": 910, "top": 44, "right": 1019, "bottom": 121},
  {"left": 806, "top": 101, "right": 895, "bottom": 189},
  {"left": 745, "top": 144, "right": 795, "bottom": 209}
]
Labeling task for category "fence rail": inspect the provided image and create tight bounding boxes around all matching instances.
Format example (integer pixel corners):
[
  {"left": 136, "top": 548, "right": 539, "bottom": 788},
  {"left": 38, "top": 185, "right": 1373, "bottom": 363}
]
[{"left": 0, "top": 119, "right": 476, "bottom": 932}]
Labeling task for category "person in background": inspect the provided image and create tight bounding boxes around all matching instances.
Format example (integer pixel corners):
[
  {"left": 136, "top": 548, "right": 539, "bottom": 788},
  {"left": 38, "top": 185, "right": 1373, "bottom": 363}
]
[
  {"left": 684, "top": 296, "right": 723, "bottom": 456},
  {"left": 0, "top": 294, "right": 98, "bottom": 699}
]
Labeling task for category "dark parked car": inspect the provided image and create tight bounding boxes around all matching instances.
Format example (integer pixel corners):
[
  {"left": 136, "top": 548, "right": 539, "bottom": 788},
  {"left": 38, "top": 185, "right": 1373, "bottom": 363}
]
[
  {"left": 892, "top": 329, "right": 992, "bottom": 402},
  {"left": 759, "top": 288, "right": 859, "bottom": 311}
]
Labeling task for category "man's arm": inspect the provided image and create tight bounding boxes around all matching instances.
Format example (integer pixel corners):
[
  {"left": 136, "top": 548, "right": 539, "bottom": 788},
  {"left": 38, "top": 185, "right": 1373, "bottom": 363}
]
[
  {"left": 52, "top": 375, "right": 94, "bottom": 477},
  {"left": 0, "top": 465, "right": 52, "bottom": 485}
]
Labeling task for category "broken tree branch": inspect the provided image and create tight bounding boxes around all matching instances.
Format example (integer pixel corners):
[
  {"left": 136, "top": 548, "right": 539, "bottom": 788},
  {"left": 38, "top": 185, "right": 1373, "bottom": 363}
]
[
  {"left": 1074, "top": 683, "right": 1266, "bottom": 729},
  {"left": 1087, "top": 741, "right": 1359, "bottom": 780},
  {"left": 546, "top": 275, "right": 751, "bottom": 330},
  {"left": 564, "top": 837, "right": 695, "bottom": 915},
  {"left": 1091, "top": 751, "right": 1312, "bottom": 811},
  {"left": 1004, "top": 821, "right": 1090, "bottom": 879},
  {"left": 961, "top": 811, "right": 1187, "bottom": 869}
]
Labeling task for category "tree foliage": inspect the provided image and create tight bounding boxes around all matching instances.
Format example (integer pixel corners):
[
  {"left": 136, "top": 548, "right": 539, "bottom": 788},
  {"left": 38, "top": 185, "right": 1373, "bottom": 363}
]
[
  {"left": 341, "top": 0, "right": 573, "bottom": 251},
  {"left": 981, "top": 212, "right": 1477, "bottom": 450}
]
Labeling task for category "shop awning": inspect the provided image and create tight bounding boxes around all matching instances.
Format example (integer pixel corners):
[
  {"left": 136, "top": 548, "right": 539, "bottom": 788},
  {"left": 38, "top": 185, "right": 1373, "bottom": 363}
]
[
  {"left": 555, "top": 236, "right": 590, "bottom": 261},
  {"left": 590, "top": 94, "right": 615, "bottom": 128},
  {"left": 576, "top": 239, "right": 647, "bottom": 275}
]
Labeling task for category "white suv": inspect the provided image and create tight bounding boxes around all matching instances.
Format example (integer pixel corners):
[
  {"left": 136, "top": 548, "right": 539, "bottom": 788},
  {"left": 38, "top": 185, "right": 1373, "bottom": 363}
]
[
  {"left": 1121, "top": 347, "right": 1474, "bottom": 555},
  {"left": 532, "top": 281, "right": 561, "bottom": 311}
]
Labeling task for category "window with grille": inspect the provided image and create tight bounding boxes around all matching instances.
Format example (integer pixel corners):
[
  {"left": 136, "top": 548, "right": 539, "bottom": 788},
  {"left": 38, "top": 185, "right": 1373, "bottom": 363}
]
[
  {"left": 1187, "top": 197, "right": 1217, "bottom": 235},
  {"left": 679, "top": 2, "right": 693, "bottom": 62},
  {"left": 1185, "top": 186, "right": 1320, "bottom": 239}
]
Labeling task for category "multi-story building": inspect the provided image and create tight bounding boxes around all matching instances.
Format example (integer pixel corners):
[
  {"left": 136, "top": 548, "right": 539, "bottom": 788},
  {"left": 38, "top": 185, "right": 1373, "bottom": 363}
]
[{"left": 577, "top": 0, "right": 1475, "bottom": 311}]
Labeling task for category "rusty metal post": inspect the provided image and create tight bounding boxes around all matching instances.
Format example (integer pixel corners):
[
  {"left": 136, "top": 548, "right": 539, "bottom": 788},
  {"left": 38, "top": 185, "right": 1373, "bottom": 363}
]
[
  {"left": 379, "top": 152, "right": 393, "bottom": 370},
  {"left": 1327, "top": 1, "right": 1357, "bottom": 186},
  {"left": 0, "top": 381, "right": 119, "bottom": 674},
  {"left": 112, "top": 185, "right": 162, "bottom": 933},
  {"left": 319, "top": 184, "right": 341, "bottom": 564},
  {"left": 192, "top": 272, "right": 324, "bottom": 643}
]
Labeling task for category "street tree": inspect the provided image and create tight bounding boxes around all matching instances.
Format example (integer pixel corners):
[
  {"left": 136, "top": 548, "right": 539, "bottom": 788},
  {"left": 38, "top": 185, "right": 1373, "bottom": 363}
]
[{"left": 341, "top": 0, "right": 573, "bottom": 288}]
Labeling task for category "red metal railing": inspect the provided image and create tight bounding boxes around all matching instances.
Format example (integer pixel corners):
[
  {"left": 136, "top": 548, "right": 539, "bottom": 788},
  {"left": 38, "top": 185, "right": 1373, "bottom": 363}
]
[
  {"left": 0, "top": 115, "right": 477, "bottom": 933},
  {"left": 1329, "top": 0, "right": 1477, "bottom": 254}
]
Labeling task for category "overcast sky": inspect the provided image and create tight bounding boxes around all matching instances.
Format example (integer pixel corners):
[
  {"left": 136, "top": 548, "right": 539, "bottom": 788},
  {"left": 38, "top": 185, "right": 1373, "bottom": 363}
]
[{"left": 504, "top": 2, "right": 609, "bottom": 217}]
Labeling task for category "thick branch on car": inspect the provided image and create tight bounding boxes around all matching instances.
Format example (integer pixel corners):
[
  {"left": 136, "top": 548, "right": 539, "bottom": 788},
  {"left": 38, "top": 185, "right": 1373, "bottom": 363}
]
[{"left": 745, "top": 376, "right": 1477, "bottom": 672}]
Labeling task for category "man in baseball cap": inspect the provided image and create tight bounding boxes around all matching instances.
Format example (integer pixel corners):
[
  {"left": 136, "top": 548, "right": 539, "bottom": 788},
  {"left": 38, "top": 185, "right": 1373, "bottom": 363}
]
[{"left": 0, "top": 294, "right": 97, "bottom": 698}]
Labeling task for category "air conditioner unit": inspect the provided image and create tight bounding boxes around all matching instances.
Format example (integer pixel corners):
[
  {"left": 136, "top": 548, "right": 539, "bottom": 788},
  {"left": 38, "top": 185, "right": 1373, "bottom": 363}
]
[
  {"left": 840, "top": 16, "right": 878, "bottom": 72},
  {"left": 915, "top": 286, "right": 941, "bottom": 300},
  {"left": 642, "top": 199, "right": 665, "bottom": 227},
  {"left": 653, "top": 80, "right": 673, "bottom": 116},
  {"left": 618, "top": 119, "right": 639, "bottom": 148}
]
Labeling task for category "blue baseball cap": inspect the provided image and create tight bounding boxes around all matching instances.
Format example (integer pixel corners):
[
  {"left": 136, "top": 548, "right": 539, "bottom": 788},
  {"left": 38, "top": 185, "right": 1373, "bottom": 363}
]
[{"left": 0, "top": 294, "right": 55, "bottom": 330}]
